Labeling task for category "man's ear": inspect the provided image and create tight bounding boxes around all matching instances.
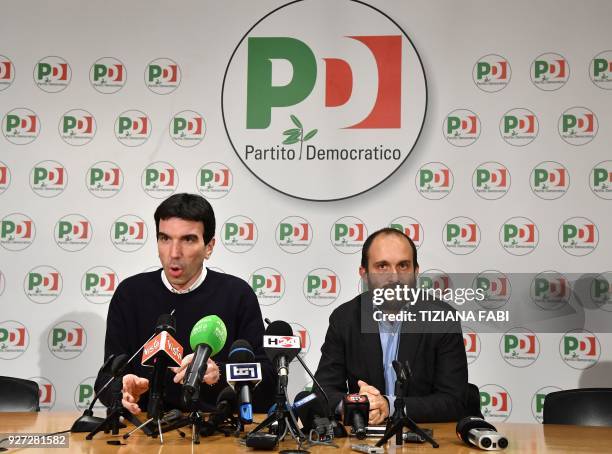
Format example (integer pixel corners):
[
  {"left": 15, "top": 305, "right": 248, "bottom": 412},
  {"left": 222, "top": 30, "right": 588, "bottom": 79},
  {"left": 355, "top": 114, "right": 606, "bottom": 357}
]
[
  {"left": 359, "top": 266, "right": 366, "bottom": 278},
  {"left": 204, "top": 237, "right": 216, "bottom": 259}
]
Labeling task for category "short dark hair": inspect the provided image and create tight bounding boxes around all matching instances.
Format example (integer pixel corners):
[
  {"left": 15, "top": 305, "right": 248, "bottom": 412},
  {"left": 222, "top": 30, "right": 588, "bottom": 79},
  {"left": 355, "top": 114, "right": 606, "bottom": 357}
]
[
  {"left": 154, "top": 193, "right": 215, "bottom": 244},
  {"left": 360, "top": 227, "right": 419, "bottom": 269}
]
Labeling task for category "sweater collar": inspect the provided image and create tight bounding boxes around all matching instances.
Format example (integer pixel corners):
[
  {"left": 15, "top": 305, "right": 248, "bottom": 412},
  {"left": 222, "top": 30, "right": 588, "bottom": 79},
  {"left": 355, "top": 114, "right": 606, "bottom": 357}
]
[{"left": 160, "top": 266, "right": 207, "bottom": 294}]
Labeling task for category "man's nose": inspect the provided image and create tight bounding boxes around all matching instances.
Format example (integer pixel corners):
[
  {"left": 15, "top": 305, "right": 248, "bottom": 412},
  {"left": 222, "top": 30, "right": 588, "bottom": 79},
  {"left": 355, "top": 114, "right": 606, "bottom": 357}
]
[{"left": 169, "top": 240, "right": 181, "bottom": 257}]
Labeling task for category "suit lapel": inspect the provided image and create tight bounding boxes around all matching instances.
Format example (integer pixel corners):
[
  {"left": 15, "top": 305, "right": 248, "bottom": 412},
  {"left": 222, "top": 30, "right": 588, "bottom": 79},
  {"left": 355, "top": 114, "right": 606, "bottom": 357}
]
[
  {"left": 398, "top": 328, "right": 422, "bottom": 376},
  {"left": 357, "top": 292, "right": 385, "bottom": 391},
  {"left": 361, "top": 331, "right": 385, "bottom": 391}
]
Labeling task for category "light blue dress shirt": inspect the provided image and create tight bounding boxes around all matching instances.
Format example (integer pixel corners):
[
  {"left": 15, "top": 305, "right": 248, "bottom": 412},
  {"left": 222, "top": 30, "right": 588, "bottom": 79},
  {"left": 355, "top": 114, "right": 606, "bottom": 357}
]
[{"left": 378, "top": 318, "right": 402, "bottom": 414}]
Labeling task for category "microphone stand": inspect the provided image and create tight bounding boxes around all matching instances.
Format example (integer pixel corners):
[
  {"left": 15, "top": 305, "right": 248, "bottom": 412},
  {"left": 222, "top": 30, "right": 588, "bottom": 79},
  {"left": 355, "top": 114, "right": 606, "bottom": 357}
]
[
  {"left": 375, "top": 360, "right": 439, "bottom": 448},
  {"left": 247, "top": 377, "right": 305, "bottom": 448},
  {"left": 73, "top": 327, "right": 159, "bottom": 434},
  {"left": 86, "top": 371, "right": 153, "bottom": 439},
  {"left": 263, "top": 317, "right": 345, "bottom": 444}
]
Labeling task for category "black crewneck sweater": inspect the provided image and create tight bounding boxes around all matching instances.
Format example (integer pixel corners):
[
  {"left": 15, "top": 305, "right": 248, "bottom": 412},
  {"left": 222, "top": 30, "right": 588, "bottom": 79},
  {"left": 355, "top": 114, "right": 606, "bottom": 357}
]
[{"left": 95, "top": 268, "right": 276, "bottom": 413}]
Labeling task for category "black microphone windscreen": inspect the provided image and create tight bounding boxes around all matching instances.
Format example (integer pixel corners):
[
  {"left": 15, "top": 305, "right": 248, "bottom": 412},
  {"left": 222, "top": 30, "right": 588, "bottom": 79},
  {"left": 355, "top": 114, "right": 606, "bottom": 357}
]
[
  {"left": 155, "top": 313, "right": 176, "bottom": 335},
  {"left": 294, "top": 391, "right": 326, "bottom": 431},
  {"left": 228, "top": 339, "right": 255, "bottom": 363},
  {"left": 265, "top": 320, "right": 293, "bottom": 336},
  {"left": 110, "top": 354, "right": 129, "bottom": 376},
  {"left": 217, "top": 386, "right": 237, "bottom": 405}
]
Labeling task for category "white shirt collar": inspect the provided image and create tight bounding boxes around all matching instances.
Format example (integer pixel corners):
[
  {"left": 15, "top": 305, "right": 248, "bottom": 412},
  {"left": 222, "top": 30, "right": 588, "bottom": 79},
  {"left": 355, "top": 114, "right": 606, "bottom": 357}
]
[{"left": 161, "top": 266, "right": 207, "bottom": 294}]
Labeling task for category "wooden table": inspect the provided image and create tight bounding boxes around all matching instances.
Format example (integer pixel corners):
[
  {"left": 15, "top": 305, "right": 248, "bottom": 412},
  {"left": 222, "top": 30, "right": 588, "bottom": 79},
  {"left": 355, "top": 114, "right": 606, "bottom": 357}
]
[{"left": 1, "top": 412, "right": 612, "bottom": 453}]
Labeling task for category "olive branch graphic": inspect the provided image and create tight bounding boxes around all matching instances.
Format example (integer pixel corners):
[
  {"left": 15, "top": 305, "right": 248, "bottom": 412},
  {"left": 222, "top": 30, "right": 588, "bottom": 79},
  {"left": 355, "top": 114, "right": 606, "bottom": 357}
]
[{"left": 282, "top": 115, "right": 317, "bottom": 159}]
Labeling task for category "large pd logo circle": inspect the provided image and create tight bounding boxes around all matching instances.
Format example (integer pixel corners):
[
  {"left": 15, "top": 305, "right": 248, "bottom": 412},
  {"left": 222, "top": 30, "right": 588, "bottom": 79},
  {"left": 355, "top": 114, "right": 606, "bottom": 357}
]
[{"left": 222, "top": 0, "right": 427, "bottom": 201}]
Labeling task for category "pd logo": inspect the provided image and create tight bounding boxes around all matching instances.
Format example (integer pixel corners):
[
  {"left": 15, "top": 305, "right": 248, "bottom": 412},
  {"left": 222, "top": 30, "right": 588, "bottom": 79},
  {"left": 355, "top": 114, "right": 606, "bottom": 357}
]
[
  {"left": 197, "top": 162, "right": 233, "bottom": 199},
  {"left": 463, "top": 328, "right": 482, "bottom": 364},
  {"left": 54, "top": 214, "right": 92, "bottom": 252},
  {"left": 30, "top": 160, "right": 68, "bottom": 197},
  {"left": 589, "top": 50, "right": 612, "bottom": 89},
  {"left": 24, "top": 266, "right": 62, "bottom": 304},
  {"left": 530, "top": 271, "right": 571, "bottom": 310},
  {"left": 530, "top": 53, "right": 569, "bottom": 90},
  {"left": 558, "top": 107, "right": 598, "bottom": 145},
  {"left": 530, "top": 161, "right": 569, "bottom": 200},
  {"left": 250, "top": 267, "right": 285, "bottom": 306},
  {"left": 0, "top": 161, "right": 11, "bottom": 194},
  {"left": 0, "top": 321, "right": 29, "bottom": 359},
  {"left": 2, "top": 108, "right": 41, "bottom": 145},
  {"left": 170, "top": 110, "right": 205, "bottom": 146},
  {"left": 0, "top": 55, "right": 15, "bottom": 91},
  {"left": 500, "top": 217, "right": 538, "bottom": 256},
  {"left": 472, "top": 162, "right": 510, "bottom": 200},
  {"left": 473, "top": 270, "right": 511, "bottom": 309},
  {"left": 29, "top": 377, "right": 56, "bottom": 410},
  {"left": 114, "top": 110, "right": 151, "bottom": 146},
  {"left": 288, "top": 322, "right": 310, "bottom": 360},
  {"left": 480, "top": 385, "right": 512, "bottom": 422},
  {"left": 222, "top": 0, "right": 426, "bottom": 201},
  {"left": 276, "top": 216, "right": 313, "bottom": 253},
  {"left": 221, "top": 215, "right": 258, "bottom": 253},
  {"left": 145, "top": 58, "right": 181, "bottom": 94},
  {"left": 532, "top": 386, "right": 562, "bottom": 423},
  {"left": 81, "top": 266, "right": 118, "bottom": 304},
  {"left": 559, "top": 217, "right": 598, "bottom": 256},
  {"left": 59, "top": 109, "right": 96, "bottom": 146},
  {"left": 389, "top": 216, "right": 424, "bottom": 249},
  {"left": 500, "top": 328, "right": 540, "bottom": 368},
  {"left": 90, "top": 57, "right": 127, "bottom": 94},
  {"left": 87, "top": 161, "right": 124, "bottom": 198},
  {"left": 443, "top": 109, "right": 481, "bottom": 146},
  {"left": 590, "top": 160, "right": 612, "bottom": 200},
  {"left": 560, "top": 330, "right": 600, "bottom": 369},
  {"left": 34, "top": 56, "right": 71, "bottom": 93},
  {"left": 48, "top": 321, "right": 86, "bottom": 360},
  {"left": 416, "top": 162, "right": 453, "bottom": 200},
  {"left": 110, "top": 215, "right": 148, "bottom": 252},
  {"left": 304, "top": 268, "right": 341, "bottom": 307},
  {"left": 141, "top": 161, "right": 179, "bottom": 199},
  {"left": 590, "top": 272, "right": 612, "bottom": 311},
  {"left": 473, "top": 54, "right": 511, "bottom": 92},
  {"left": 74, "top": 377, "right": 104, "bottom": 411},
  {"left": 0, "top": 213, "right": 36, "bottom": 251},
  {"left": 443, "top": 217, "right": 480, "bottom": 255},
  {"left": 462, "top": 328, "right": 481, "bottom": 365},
  {"left": 500, "top": 108, "right": 539, "bottom": 146},
  {"left": 418, "top": 269, "right": 453, "bottom": 293},
  {"left": 331, "top": 216, "right": 367, "bottom": 254}
]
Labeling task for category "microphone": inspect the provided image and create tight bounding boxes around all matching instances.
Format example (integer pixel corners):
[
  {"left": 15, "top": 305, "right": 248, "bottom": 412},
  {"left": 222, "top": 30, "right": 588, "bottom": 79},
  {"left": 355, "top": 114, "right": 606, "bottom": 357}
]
[
  {"left": 182, "top": 315, "right": 227, "bottom": 405},
  {"left": 71, "top": 353, "right": 128, "bottom": 433},
  {"left": 202, "top": 386, "right": 237, "bottom": 436},
  {"left": 456, "top": 416, "right": 509, "bottom": 450},
  {"left": 262, "top": 317, "right": 344, "bottom": 438},
  {"left": 142, "top": 314, "right": 184, "bottom": 419},
  {"left": 343, "top": 394, "right": 369, "bottom": 440},
  {"left": 263, "top": 320, "right": 301, "bottom": 388},
  {"left": 294, "top": 391, "right": 335, "bottom": 442},
  {"left": 225, "top": 339, "right": 262, "bottom": 424}
]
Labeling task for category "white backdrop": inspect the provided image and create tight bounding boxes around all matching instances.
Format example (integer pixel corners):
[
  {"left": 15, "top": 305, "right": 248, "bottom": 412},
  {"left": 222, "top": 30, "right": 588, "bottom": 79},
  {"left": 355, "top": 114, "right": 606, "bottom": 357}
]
[{"left": 0, "top": 0, "right": 610, "bottom": 423}]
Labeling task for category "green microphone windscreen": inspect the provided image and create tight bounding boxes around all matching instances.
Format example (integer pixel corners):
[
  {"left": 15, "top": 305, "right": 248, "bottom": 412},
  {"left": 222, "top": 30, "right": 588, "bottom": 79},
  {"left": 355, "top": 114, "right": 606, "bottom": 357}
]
[{"left": 189, "top": 315, "right": 227, "bottom": 356}]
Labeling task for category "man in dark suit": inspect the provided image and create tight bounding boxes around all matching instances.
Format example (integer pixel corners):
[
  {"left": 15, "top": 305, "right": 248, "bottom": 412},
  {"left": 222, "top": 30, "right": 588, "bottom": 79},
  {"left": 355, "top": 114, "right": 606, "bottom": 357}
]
[{"left": 314, "top": 227, "right": 468, "bottom": 424}]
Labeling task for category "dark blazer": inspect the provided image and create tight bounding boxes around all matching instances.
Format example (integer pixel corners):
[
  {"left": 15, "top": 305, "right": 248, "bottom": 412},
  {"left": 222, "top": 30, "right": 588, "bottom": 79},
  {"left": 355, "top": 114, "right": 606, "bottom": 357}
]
[{"left": 314, "top": 293, "right": 469, "bottom": 423}]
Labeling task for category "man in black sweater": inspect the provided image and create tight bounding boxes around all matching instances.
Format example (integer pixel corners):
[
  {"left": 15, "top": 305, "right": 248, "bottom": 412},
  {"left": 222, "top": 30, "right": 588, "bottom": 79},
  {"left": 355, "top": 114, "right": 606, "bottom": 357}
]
[{"left": 95, "top": 193, "right": 276, "bottom": 414}]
